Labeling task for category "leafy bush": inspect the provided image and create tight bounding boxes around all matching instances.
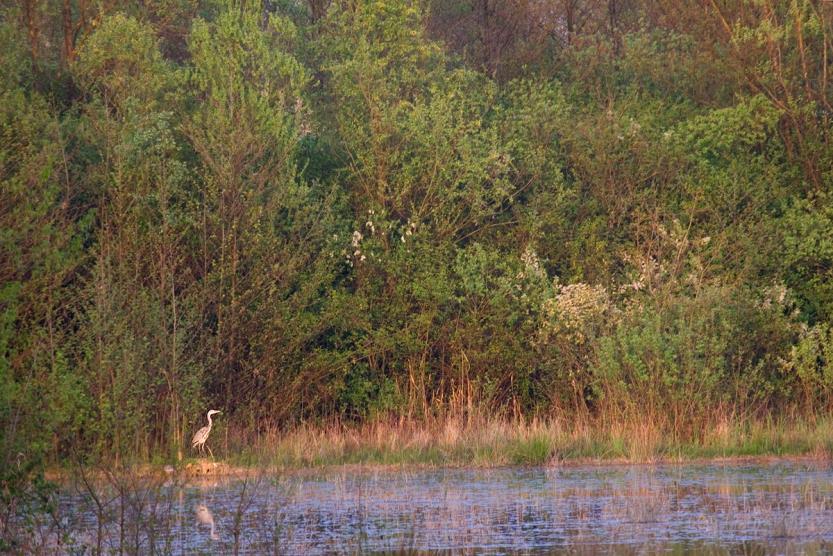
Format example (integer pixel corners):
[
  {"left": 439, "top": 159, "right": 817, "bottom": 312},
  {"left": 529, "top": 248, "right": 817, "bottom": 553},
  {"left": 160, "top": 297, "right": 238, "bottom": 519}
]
[
  {"left": 593, "top": 286, "right": 797, "bottom": 431},
  {"left": 786, "top": 324, "right": 833, "bottom": 414}
]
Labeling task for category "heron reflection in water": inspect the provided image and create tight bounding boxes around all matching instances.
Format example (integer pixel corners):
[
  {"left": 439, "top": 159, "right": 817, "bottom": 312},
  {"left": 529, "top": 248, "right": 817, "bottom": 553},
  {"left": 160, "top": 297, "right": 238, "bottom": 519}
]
[{"left": 196, "top": 504, "right": 219, "bottom": 540}]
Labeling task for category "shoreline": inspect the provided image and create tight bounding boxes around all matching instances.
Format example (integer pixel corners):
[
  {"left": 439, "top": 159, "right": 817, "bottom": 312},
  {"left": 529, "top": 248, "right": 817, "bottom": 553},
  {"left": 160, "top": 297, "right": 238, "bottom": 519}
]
[
  {"left": 44, "top": 452, "right": 832, "bottom": 484},
  {"left": 42, "top": 416, "right": 833, "bottom": 483}
]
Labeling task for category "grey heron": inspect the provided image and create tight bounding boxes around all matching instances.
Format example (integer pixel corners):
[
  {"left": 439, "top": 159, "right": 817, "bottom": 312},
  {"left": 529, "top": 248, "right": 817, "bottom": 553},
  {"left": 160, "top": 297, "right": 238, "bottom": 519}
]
[{"left": 191, "top": 410, "right": 222, "bottom": 458}]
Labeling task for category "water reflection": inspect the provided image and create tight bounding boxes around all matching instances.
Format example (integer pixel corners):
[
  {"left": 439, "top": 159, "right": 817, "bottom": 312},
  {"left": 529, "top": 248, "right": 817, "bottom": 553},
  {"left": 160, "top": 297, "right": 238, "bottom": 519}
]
[
  {"left": 196, "top": 504, "right": 219, "bottom": 540},
  {"left": 54, "top": 461, "right": 833, "bottom": 554}
]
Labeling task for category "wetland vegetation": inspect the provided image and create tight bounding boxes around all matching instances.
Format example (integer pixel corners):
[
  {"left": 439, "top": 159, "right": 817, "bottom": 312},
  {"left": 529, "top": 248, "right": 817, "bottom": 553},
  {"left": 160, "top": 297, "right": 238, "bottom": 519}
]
[{"left": 3, "top": 0, "right": 833, "bottom": 551}]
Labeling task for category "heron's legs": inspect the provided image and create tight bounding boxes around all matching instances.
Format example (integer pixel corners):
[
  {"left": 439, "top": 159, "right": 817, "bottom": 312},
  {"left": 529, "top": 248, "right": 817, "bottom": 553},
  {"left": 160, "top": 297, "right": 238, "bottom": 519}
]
[{"left": 206, "top": 445, "right": 214, "bottom": 460}]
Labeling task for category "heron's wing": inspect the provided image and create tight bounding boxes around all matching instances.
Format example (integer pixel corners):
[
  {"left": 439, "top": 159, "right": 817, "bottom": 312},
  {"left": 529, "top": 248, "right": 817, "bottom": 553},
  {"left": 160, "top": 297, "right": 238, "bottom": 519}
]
[{"left": 191, "top": 426, "right": 209, "bottom": 446}]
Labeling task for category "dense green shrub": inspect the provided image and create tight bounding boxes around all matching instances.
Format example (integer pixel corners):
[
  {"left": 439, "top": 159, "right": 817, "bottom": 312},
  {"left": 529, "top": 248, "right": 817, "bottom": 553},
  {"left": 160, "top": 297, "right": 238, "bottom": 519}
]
[
  {"left": 786, "top": 324, "right": 833, "bottom": 414},
  {"left": 593, "top": 286, "right": 797, "bottom": 429}
]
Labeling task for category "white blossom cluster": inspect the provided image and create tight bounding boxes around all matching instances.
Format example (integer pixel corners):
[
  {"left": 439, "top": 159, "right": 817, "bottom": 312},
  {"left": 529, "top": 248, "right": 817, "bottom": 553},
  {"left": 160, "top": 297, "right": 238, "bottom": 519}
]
[
  {"left": 760, "top": 282, "right": 795, "bottom": 313},
  {"left": 540, "top": 282, "right": 610, "bottom": 345},
  {"left": 616, "top": 117, "right": 643, "bottom": 142},
  {"left": 343, "top": 212, "right": 423, "bottom": 266},
  {"left": 618, "top": 220, "right": 712, "bottom": 295},
  {"left": 519, "top": 246, "right": 545, "bottom": 280},
  {"left": 294, "top": 97, "right": 312, "bottom": 137},
  {"left": 346, "top": 209, "right": 379, "bottom": 266},
  {"left": 400, "top": 219, "right": 417, "bottom": 243}
]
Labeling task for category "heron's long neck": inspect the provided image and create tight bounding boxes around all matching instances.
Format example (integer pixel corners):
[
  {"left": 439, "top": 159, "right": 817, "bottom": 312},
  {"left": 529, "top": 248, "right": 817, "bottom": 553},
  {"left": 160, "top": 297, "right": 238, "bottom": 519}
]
[{"left": 206, "top": 413, "right": 213, "bottom": 428}]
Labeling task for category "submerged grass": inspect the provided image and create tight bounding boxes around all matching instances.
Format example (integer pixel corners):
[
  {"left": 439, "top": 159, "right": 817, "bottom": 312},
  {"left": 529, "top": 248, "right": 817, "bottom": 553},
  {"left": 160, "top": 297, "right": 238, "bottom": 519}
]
[{"left": 221, "top": 415, "right": 833, "bottom": 470}]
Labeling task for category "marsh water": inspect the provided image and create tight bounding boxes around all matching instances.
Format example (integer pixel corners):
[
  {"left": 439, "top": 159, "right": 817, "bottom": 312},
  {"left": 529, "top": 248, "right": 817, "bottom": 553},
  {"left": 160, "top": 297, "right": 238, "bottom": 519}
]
[{"left": 53, "top": 461, "right": 833, "bottom": 554}]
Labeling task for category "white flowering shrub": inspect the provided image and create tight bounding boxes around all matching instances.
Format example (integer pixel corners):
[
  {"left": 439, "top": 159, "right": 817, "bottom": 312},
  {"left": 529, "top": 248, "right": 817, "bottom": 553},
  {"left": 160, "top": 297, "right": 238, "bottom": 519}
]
[
  {"left": 540, "top": 282, "right": 610, "bottom": 345},
  {"left": 530, "top": 280, "right": 612, "bottom": 413}
]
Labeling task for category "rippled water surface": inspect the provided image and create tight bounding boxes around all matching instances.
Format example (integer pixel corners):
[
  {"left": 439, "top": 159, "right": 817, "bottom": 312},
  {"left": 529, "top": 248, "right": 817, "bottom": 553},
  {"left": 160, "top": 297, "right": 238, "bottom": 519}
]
[{"left": 56, "top": 461, "right": 833, "bottom": 553}]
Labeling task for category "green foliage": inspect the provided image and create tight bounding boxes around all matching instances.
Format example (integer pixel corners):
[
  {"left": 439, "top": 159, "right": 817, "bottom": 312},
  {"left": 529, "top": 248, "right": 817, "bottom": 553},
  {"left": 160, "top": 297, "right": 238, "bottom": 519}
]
[
  {"left": 73, "top": 14, "right": 175, "bottom": 112},
  {"left": 509, "top": 435, "right": 552, "bottom": 466},
  {"left": 0, "top": 24, "right": 87, "bottom": 522},
  {"left": 1, "top": 0, "right": 832, "bottom": 471},
  {"left": 319, "top": 0, "right": 520, "bottom": 239},
  {"left": 782, "top": 193, "right": 833, "bottom": 322},
  {"left": 594, "top": 286, "right": 797, "bottom": 425},
  {"left": 0, "top": 23, "right": 33, "bottom": 93},
  {"left": 338, "top": 363, "right": 400, "bottom": 419},
  {"left": 182, "top": 0, "right": 351, "bottom": 425},
  {"left": 786, "top": 324, "right": 833, "bottom": 413}
]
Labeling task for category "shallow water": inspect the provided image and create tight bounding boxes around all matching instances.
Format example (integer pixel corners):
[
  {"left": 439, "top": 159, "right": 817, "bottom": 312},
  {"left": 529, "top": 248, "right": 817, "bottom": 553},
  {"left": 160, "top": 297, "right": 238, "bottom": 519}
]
[{"left": 54, "top": 461, "right": 833, "bottom": 554}]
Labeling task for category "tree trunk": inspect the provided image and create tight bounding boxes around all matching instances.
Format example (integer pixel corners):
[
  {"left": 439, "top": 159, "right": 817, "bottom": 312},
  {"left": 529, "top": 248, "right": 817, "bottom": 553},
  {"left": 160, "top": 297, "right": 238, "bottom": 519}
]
[
  {"left": 62, "top": 0, "right": 74, "bottom": 63},
  {"left": 22, "top": 0, "right": 40, "bottom": 64}
]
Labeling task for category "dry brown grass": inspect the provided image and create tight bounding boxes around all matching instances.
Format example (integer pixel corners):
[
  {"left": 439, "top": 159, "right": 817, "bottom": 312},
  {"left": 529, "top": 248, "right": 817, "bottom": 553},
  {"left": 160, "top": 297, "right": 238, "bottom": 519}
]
[{"left": 219, "top": 411, "right": 833, "bottom": 470}]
